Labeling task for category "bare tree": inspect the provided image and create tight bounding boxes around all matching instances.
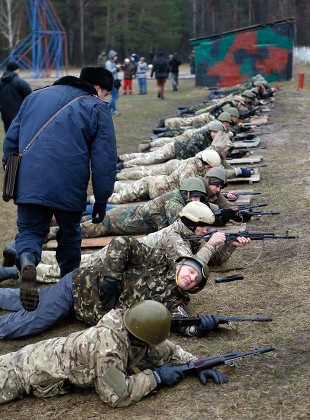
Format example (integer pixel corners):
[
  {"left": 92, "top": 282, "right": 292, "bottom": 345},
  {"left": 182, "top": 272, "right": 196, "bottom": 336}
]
[{"left": 0, "top": 0, "right": 21, "bottom": 52}]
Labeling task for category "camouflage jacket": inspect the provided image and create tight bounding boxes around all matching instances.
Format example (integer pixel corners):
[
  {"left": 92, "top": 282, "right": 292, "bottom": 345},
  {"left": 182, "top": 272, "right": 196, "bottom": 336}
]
[
  {"left": 147, "top": 156, "right": 207, "bottom": 198},
  {"left": 174, "top": 128, "right": 213, "bottom": 160},
  {"left": 0, "top": 309, "right": 195, "bottom": 407},
  {"left": 139, "top": 189, "right": 186, "bottom": 230},
  {"left": 140, "top": 218, "right": 235, "bottom": 267},
  {"left": 72, "top": 237, "right": 191, "bottom": 326},
  {"left": 81, "top": 189, "right": 186, "bottom": 238}
]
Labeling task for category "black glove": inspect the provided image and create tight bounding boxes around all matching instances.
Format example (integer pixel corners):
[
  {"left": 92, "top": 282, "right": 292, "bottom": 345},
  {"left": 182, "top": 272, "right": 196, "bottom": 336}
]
[
  {"left": 234, "top": 167, "right": 252, "bottom": 177},
  {"left": 99, "top": 277, "right": 122, "bottom": 310},
  {"left": 197, "top": 368, "right": 229, "bottom": 385},
  {"left": 218, "top": 208, "right": 237, "bottom": 225},
  {"left": 196, "top": 315, "right": 220, "bottom": 337},
  {"left": 92, "top": 202, "right": 106, "bottom": 224},
  {"left": 152, "top": 364, "right": 184, "bottom": 387},
  {"left": 237, "top": 210, "right": 253, "bottom": 222}
]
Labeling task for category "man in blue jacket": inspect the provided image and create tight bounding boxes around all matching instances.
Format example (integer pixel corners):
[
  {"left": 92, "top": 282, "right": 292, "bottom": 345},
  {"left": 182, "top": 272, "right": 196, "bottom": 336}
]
[{"left": 2, "top": 66, "right": 118, "bottom": 312}]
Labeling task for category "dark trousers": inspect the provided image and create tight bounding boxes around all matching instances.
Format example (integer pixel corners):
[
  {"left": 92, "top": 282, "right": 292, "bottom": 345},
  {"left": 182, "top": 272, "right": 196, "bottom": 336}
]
[{"left": 16, "top": 204, "right": 82, "bottom": 276}]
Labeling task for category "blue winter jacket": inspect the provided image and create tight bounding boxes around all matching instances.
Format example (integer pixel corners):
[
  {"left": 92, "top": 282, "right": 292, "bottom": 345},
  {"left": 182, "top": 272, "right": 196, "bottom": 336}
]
[{"left": 2, "top": 76, "right": 117, "bottom": 212}]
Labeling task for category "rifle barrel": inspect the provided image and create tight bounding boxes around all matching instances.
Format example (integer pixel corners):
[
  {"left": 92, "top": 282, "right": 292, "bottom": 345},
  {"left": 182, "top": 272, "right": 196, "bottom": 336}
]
[{"left": 177, "top": 346, "right": 275, "bottom": 373}]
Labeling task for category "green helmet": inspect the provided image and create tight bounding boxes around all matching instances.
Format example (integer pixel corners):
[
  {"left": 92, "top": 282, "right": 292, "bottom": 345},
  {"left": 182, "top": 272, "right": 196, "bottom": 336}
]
[
  {"left": 227, "top": 107, "right": 239, "bottom": 117},
  {"left": 205, "top": 167, "right": 228, "bottom": 188},
  {"left": 176, "top": 256, "right": 209, "bottom": 293},
  {"left": 242, "top": 89, "right": 255, "bottom": 98},
  {"left": 123, "top": 300, "right": 171, "bottom": 345},
  {"left": 179, "top": 201, "right": 215, "bottom": 224},
  {"left": 218, "top": 112, "right": 232, "bottom": 123},
  {"left": 207, "top": 120, "right": 224, "bottom": 132},
  {"left": 250, "top": 87, "right": 259, "bottom": 95},
  {"left": 197, "top": 149, "right": 221, "bottom": 167},
  {"left": 253, "top": 81, "right": 263, "bottom": 88},
  {"left": 179, "top": 177, "right": 207, "bottom": 194}
]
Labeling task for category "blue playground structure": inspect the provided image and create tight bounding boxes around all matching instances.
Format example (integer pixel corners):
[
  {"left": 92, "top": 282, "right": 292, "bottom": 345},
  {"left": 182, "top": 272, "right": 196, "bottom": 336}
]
[{"left": 0, "top": 0, "right": 68, "bottom": 78}]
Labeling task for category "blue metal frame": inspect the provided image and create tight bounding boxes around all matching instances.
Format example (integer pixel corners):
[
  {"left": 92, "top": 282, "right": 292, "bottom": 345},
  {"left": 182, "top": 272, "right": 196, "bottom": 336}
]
[{"left": 0, "top": 0, "right": 68, "bottom": 79}]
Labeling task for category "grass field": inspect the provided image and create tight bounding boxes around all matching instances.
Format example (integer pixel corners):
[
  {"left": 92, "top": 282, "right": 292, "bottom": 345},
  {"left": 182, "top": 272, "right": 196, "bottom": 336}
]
[{"left": 0, "top": 64, "right": 309, "bottom": 419}]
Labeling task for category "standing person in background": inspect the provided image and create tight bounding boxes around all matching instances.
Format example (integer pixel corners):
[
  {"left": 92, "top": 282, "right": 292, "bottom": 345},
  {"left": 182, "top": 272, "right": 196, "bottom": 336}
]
[
  {"left": 0, "top": 62, "right": 32, "bottom": 132},
  {"left": 150, "top": 51, "right": 169, "bottom": 99},
  {"left": 121, "top": 58, "right": 135, "bottom": 95},
  {"left": 2, "top": 66, "right": 117, "bottom": 312},
  {"left": 169, "top": 52, "right": 181, "bottom": 91},
  {"left": 189, "top": 50, "right": 195, "bottom": 75},
  {"left": 105, "top": 50, "right": 121, "bottom": 116},
  {"left": 136, "top": 57, "right": 148, "bottom": 94}
]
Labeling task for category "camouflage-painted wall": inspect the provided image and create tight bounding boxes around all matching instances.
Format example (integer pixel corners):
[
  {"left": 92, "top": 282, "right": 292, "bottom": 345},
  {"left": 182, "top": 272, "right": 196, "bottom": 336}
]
[{"left": 191, "top": 19, "right": 294, "bottom": 88}]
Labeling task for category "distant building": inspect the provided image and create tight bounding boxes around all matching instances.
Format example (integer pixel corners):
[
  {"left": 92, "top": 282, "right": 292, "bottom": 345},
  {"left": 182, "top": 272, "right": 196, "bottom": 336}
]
[{"left": 190, "top": 18, "right": 294, "bottom": 88}]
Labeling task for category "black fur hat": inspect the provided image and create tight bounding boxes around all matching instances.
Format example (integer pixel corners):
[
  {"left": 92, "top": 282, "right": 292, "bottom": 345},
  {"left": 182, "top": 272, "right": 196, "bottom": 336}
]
[
  {"left": 7, "top": 62, "right": 20, "bottom": 72},
  {"left": 79, "top": 66, "right": 113, "bottom": 91}
]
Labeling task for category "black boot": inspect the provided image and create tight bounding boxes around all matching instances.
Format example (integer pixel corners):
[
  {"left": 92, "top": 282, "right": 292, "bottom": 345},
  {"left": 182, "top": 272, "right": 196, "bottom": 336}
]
[
  {"left": 156, "top": 118, "right": 165, "bottom": 128},
  {"left": 3, "top": 241, "right": 16, "bottom": 267},
  {"left": 0, "top": 266, "right": 19, "bottom": 282},
  {"left": 176, "top": 108, "right": 191, "bottom": 117},
  {"left": 19, "top": 251, "right": 39, "bottom": 311},
  {"left": 153, "top": 127, "right": 169, "bottom": 135}
]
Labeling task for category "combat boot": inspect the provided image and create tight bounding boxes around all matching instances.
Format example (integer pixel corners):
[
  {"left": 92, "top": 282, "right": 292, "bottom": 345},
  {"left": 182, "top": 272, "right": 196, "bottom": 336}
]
[
  {"left": 153, "top": 127, "right": 169, "bottom": 135},
  {"left": 156, "top": 118, "right": 165, "bottom": 128},
  {"left": 19, "top": 251, "right": 39, "bottom": 311},
  {"left": 0, "top": 266, "right": 19, "bottom": 282},
  {"left": 2, "top": 240, "right": 16, "bottom": 267},
  {"left": 138, "top": 143, "right": 150, "bottom": 153},
  {"left": 176, "top": 108, "right": 191, "bottom": 117}
]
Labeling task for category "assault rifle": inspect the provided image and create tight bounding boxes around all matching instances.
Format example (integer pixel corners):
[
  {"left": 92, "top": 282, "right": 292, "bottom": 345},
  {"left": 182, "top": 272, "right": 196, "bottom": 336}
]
[
  {"left": 242, "top": 121, "right": 273, "bottom": 128},
  {"left": 172, "top": 346, "right": 275, "bottom": 373},
  {"left": 235, "top": 203, "right": 268, "bottom": 210},
  {"left": 227, "top": 191, "right": 262, "bottom": 196},
  {"left": 226, "top": 149, "right": 267, "bottom": 160},
  {"left": 171, "top": 315, "right": 273, "bottom": 331},
  {"left": 184, "top": 229, "right": 299, "bottom": 242},
  {"left": 240, "top": 210, "right": 280, "bottom": 217},
  {"left": 235, "top": 132, "right": 271, "bottom": 141}
]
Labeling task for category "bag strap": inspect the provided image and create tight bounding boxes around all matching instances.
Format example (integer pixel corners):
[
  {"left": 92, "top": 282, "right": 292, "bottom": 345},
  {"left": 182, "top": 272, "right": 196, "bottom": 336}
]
[{"left": 21, "top": 94, "right": 89, "bottom": 156}]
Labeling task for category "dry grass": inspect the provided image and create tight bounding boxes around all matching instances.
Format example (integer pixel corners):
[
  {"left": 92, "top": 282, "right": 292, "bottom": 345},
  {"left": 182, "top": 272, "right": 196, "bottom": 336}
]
[{"left": 0, "top": 64, "right": 310, "bottom": 419}]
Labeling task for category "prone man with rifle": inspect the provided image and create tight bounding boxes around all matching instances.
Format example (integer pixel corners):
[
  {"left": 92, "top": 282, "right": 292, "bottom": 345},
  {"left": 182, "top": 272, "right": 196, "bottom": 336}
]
[{"left": 0, "top": 300, "right": 276, "bottom": 406}]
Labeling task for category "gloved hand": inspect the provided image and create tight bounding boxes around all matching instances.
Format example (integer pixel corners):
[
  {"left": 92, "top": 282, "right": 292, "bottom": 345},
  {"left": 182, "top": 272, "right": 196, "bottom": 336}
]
[
  {"left": 197, "top": 368, "right": 229, "bottom": 385},
  {"left": 234, "top": 167, "right": 252, "bottom": 177},
  {"left": 92, "top": 202, "right": 106, "bottom": 224},
  {"left": 218, "top": 208, "right": 237, "bottom": 225},
  {"left": 99, "top": 277, "right": 122, "bottom": 310},
  {"left": 237, "top": 210, "right": 253, "bottom": 222},
  {"left": 196, "top": 315, "right": 220, "bottom": 337},
  {"left": 152, "top": 364, "right": 184, "bottom": 387}
]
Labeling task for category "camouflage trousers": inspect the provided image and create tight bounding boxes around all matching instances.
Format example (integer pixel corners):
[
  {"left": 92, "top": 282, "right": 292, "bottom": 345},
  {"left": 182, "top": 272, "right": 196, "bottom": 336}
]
[
  {"left": 81, "top": 206, "right": 152, "bottom": 238},
  {"left": 109, "top": 173, "right": 182, "bottom": 204},
  {"left": 36, "top": 248, "right": 107, "bottom": 283},
  {"left": 120, "top": 142, "right": 175, "bottom": 168},
  {"left": 0, "top": 362, "right": 24, "bottom": 403},
  {"left": 149, "top": 127, "right": 200, "bottom": 148},
  {"left": 164, "top": 113, "right": 214, "bottom": 129},
  {"left": 116, "top": 159, "right": 179, "bottom": 181}
]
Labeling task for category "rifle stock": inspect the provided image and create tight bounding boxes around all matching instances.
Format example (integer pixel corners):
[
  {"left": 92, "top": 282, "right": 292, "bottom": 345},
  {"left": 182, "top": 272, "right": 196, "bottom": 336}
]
[{"left": 175, "top": 346, "right": 275, "bottom": 374}]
